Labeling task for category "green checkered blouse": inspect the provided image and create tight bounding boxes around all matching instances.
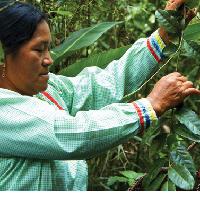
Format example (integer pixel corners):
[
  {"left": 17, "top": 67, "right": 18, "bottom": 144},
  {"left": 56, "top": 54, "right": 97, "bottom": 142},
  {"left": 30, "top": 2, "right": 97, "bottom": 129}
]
[{"left": 0, "top": 30, "right": 166, "bottom": 190}]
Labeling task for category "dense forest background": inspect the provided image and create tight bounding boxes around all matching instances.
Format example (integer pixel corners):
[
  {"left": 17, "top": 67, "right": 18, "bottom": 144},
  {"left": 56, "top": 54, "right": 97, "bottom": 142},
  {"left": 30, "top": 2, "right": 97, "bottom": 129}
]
[{"left": 24, "top": 0, "right": 200, "bottom": 191}]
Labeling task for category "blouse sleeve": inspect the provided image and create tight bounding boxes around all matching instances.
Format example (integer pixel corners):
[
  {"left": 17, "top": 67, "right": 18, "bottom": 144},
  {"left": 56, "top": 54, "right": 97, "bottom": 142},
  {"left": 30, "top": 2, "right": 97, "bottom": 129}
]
[
  {"left": 47, "top": 30, "right": 166, "bottom": 116},
  {"left": 0, "top": 89, "right": 157, "bottom": 160}
]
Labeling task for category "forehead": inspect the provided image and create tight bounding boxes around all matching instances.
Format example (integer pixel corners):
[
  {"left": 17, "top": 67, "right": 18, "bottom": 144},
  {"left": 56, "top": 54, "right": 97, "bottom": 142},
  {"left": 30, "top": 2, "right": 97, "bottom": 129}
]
[{"left": 30, "top": 20, "right": 51, "bottom": 44}]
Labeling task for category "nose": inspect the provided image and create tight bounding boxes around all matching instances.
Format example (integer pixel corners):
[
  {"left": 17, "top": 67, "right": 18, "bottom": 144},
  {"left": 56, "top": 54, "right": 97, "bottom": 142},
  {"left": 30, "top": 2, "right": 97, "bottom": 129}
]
[{"left": 42, "top": 52, "right": 53, "bottom": 67}]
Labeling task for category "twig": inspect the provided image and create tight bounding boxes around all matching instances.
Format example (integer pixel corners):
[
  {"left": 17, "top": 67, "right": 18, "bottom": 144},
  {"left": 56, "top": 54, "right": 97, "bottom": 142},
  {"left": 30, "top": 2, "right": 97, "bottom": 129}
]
[
  {"left": 187, "top": 142, "right": 197, "bottom": 151},
  {"left": 122, "top": 32, "right": 184, "bottom": 103}
]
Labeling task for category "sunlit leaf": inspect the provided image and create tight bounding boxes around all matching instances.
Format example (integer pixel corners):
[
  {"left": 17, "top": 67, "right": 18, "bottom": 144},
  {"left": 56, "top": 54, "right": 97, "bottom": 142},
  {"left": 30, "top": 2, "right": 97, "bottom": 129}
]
[
  {"left": 184, "top": 23, "right": 200, "bottom": 41},
  {"left": 58, "top": 45, "right": 130, "bottom": 76},
  {"left": 50, "top": 21, "right": 123, "bottom": 69},
  {"left": 119, "top": 171, "right": 145, "bottom": 180}
]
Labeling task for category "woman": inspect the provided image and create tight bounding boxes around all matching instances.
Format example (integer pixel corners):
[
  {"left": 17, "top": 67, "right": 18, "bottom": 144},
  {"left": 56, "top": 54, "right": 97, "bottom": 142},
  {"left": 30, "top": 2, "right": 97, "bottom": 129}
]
[{"left": 0, "top": 0, "right": 199, "bottom": 191}]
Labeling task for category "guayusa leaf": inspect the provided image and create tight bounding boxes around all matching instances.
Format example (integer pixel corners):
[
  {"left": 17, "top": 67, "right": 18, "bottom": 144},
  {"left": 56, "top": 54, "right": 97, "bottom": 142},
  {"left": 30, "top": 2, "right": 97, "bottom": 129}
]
[
  {"left": 175, "top": 108, "right": 200, "bottom": 135},
  {"left": 163, "top": 43, "right": 178, "bottom": 57},
  {"left": 168, "top": 164, "right": 195, "bottom": 190},
  {"left": 183, "top": 40, "right": 200, "bottom": 57},
  {"left": 170, "top": 144, "right": 196, "bottom": 176},
  {"left": 175, "top": 124, "right": 200, "bottom": 143},
  {"left": 147, "top": 174, "right": 166, "bottom": 191},
  {"left": 155, "top": 9, "right": 181, "bottom": 34},
  {"left": 161, "top": 180, "right": 176, "bottom": 191}
]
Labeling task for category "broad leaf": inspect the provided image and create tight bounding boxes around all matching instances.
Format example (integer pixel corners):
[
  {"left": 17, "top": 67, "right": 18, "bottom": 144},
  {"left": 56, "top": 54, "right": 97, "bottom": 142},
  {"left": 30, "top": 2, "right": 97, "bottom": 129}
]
[
  {"left": 161, "top": 180, "right": 176, "bottom": 191},
  {"left": 184, "top": 23, "right": 200, "bottom": 41},
  {"left": 58, "top": 45, "right": 130, "bottom": 77},
  {"left": 142, "top": 159, "right": 166, "bottom": 189},
  {"left": 119, "top": 171, "right": 145, "bottom": 187},
  {"left": 119, "top": 171, "right": 145, "bottom": 180},
  {"left": 107, "top": 176, "right": 127, "bottom": 187},
  {"left": 183, "top": 40, "right": 200, "bottom": 57},
  {"left": 176, "top": 124, "right": 200, "bottom": 143},
  {"left": 175, "top": 108, "right": 200, "bottom": 135},
  {"left": 163, "top": 43, "right": 178, "bottom": 57},
  {"left": 168, "top": 164, "right": 195, "bottom": 190},
  {"left": 170, "top": 144, "right": 196, "bottom": 176},
  {"left": 155, "top": 10, "right": 181, "bottom": 34},
  {"left": 50, "top": 22, "right": 123, "bottom": 68},
  {"left": 147, "top": 174, "right": 166, "bottom": 191}
]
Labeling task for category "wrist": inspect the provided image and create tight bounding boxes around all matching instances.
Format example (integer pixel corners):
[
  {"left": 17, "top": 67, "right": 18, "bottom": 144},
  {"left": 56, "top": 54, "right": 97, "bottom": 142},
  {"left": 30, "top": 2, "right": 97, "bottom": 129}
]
[
  {"left": 158, "top": 27, "right": 172, "bottom": 45},
  {"left": 146, "top": 96, "right": 164, "bottom": 117}
]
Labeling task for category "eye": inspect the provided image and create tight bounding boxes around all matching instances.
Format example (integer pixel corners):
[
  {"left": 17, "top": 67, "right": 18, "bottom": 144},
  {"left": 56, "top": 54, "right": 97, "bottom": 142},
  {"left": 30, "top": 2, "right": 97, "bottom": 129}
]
[{"left": 34, "top": 48, "right": 44, "bottom": 53}]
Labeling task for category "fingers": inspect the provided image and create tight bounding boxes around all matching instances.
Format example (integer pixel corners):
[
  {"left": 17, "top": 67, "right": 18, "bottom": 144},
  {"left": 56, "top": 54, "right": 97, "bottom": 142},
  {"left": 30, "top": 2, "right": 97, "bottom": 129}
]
[
  {"left": 166, "top": 0, "right": 186, "bottom": 10},
  {"left": 183, "top": 88, "right": 200, "bottom": 96},
  {"left": 177, "top": 76, "right": 188, "bottom": 82}
]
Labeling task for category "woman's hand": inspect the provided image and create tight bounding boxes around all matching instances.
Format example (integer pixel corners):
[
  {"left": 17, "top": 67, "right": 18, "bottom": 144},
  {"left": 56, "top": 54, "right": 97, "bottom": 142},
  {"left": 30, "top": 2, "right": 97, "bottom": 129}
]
[
  {"left": 147, "top": 72, "right": 200, "bottom": 117},
  {"left": 159, "top": 0, "right": 196, "bottom": 44}
]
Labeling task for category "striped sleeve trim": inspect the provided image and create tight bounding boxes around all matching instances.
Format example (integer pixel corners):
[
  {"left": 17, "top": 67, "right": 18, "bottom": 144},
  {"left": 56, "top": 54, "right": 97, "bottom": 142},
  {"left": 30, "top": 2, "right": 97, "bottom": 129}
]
[
  {"left": 147, "top": 30, "right": 166, "bottom": 63},
  {"left": 132, "top": 98, "right": 158, "bottom": 132}
]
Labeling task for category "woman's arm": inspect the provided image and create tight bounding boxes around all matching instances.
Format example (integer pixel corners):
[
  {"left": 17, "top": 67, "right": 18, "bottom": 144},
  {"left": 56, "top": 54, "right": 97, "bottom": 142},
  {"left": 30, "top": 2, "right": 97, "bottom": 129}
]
[
  {"left": 48, "top": 30, "right": 166, "bottom": 115},
  {"left": 0, "top": 89, "right": 157, "bottom": 160}
]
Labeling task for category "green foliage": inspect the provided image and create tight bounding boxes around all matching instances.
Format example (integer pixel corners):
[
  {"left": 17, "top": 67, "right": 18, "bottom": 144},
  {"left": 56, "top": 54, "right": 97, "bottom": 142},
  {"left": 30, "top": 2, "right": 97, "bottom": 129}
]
[
  {"left": 50, "top": 22, "right": 123, "bottom": 71},
  {"left": 168, "top": 164, "right": 195, "bottom": 190},
  {"left": 185, "top": 0, "right": 200, "bottom": 9},
  {"left": 58, "top": 45, "right": 131, "bottom": 76},
  {"left": 25, "top": 0, "right": 200, "bottom": 191}
]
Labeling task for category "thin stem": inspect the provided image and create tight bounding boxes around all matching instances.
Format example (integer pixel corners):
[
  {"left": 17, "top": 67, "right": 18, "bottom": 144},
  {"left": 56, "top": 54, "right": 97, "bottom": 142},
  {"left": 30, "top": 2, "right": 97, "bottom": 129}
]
[{"left": 122, "top": 33, "right": 184, "bottom": 103}]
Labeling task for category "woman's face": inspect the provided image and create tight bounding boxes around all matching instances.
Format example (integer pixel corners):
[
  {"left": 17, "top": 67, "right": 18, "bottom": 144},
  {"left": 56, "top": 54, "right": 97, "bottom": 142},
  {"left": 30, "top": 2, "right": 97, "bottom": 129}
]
[{"left": 5, "top": 20, "right": 53, "bottom": 96}]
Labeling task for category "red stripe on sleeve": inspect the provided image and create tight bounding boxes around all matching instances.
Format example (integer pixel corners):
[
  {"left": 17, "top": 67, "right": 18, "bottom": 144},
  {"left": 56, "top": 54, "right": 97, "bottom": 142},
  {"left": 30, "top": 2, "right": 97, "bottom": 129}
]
[
  {"left": 147, "top": 39, "right": 160, "bottom": 63},
  {"left": 42, "top": 91, "right": 64, "bottom": 110},
  {"left": 132, "top": 102, "right": 144, "bottom": 132}
]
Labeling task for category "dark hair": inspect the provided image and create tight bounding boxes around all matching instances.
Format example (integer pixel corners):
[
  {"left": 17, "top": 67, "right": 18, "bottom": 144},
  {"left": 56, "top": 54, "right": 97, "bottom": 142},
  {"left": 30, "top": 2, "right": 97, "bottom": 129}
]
[{"left": 0, "top": 1, "right": 47, "bottom": 55}]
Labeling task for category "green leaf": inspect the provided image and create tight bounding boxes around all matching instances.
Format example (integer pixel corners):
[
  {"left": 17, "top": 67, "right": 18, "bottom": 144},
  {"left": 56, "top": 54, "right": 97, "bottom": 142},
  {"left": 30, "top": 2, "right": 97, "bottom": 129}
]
[
  {"left": 58, "top": 45, "right": 130, "bottom": 77},
  {"left": 170, "top": 144, "right": 196, "bottom": 176},
  {"left": 142, "top": 159, "right": 166, "bottom": 189},
  {"left": 155, "top": 10, "right": 181, "bottom": 34},
  {"left": 168, "top": 164, "right": 195, "bottom": 190},
  {"left": 147, "top": 174, "right": 167, "bottom": 191},
  {"left": 185, "top": 0, "right": 200, "bottom": 8},
  {"left": 50, "top": 21, "right": 123, "bottom": 68},
  {"left": 107, "top": 176, "right": 127, "bottom": 187},
  {"left": 176, "top": 124, "right": 200, "bottom": 142},
  {"left": 119, "top": 171, "right": 145, "bottom": 180},
  {"left": 0, "top": 42, "right": 4, "bottom": 65},
  {"left": 49, "top": 10, "right": 73, "bottom": 17},
  {"left": 175, "top": 108, "right": 200, "bottom": 135},
  {"left": 161, "top": 180, "right": 176, "bottom": 191},
  {"left": 183, "top": 40, "right": 200, "bottom": 57},
  {"left": 119, "top": 171, "right": 145, "bottom": 187},
  {"left": 141, "top": 123, "right": 160, "bottom": 146},
  {"left": 163, "top": 43, "right": 178, "bottom": 57},
  {"left": 184, "top": 23, "right": 200, "bottom": 41}
]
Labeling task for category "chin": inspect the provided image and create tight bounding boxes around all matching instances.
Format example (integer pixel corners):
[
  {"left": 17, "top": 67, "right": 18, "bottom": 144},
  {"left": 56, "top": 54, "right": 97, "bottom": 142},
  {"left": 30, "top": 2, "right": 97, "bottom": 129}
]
[{"left": 32, "top": 84, "right": 48, "bottom": 95}]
